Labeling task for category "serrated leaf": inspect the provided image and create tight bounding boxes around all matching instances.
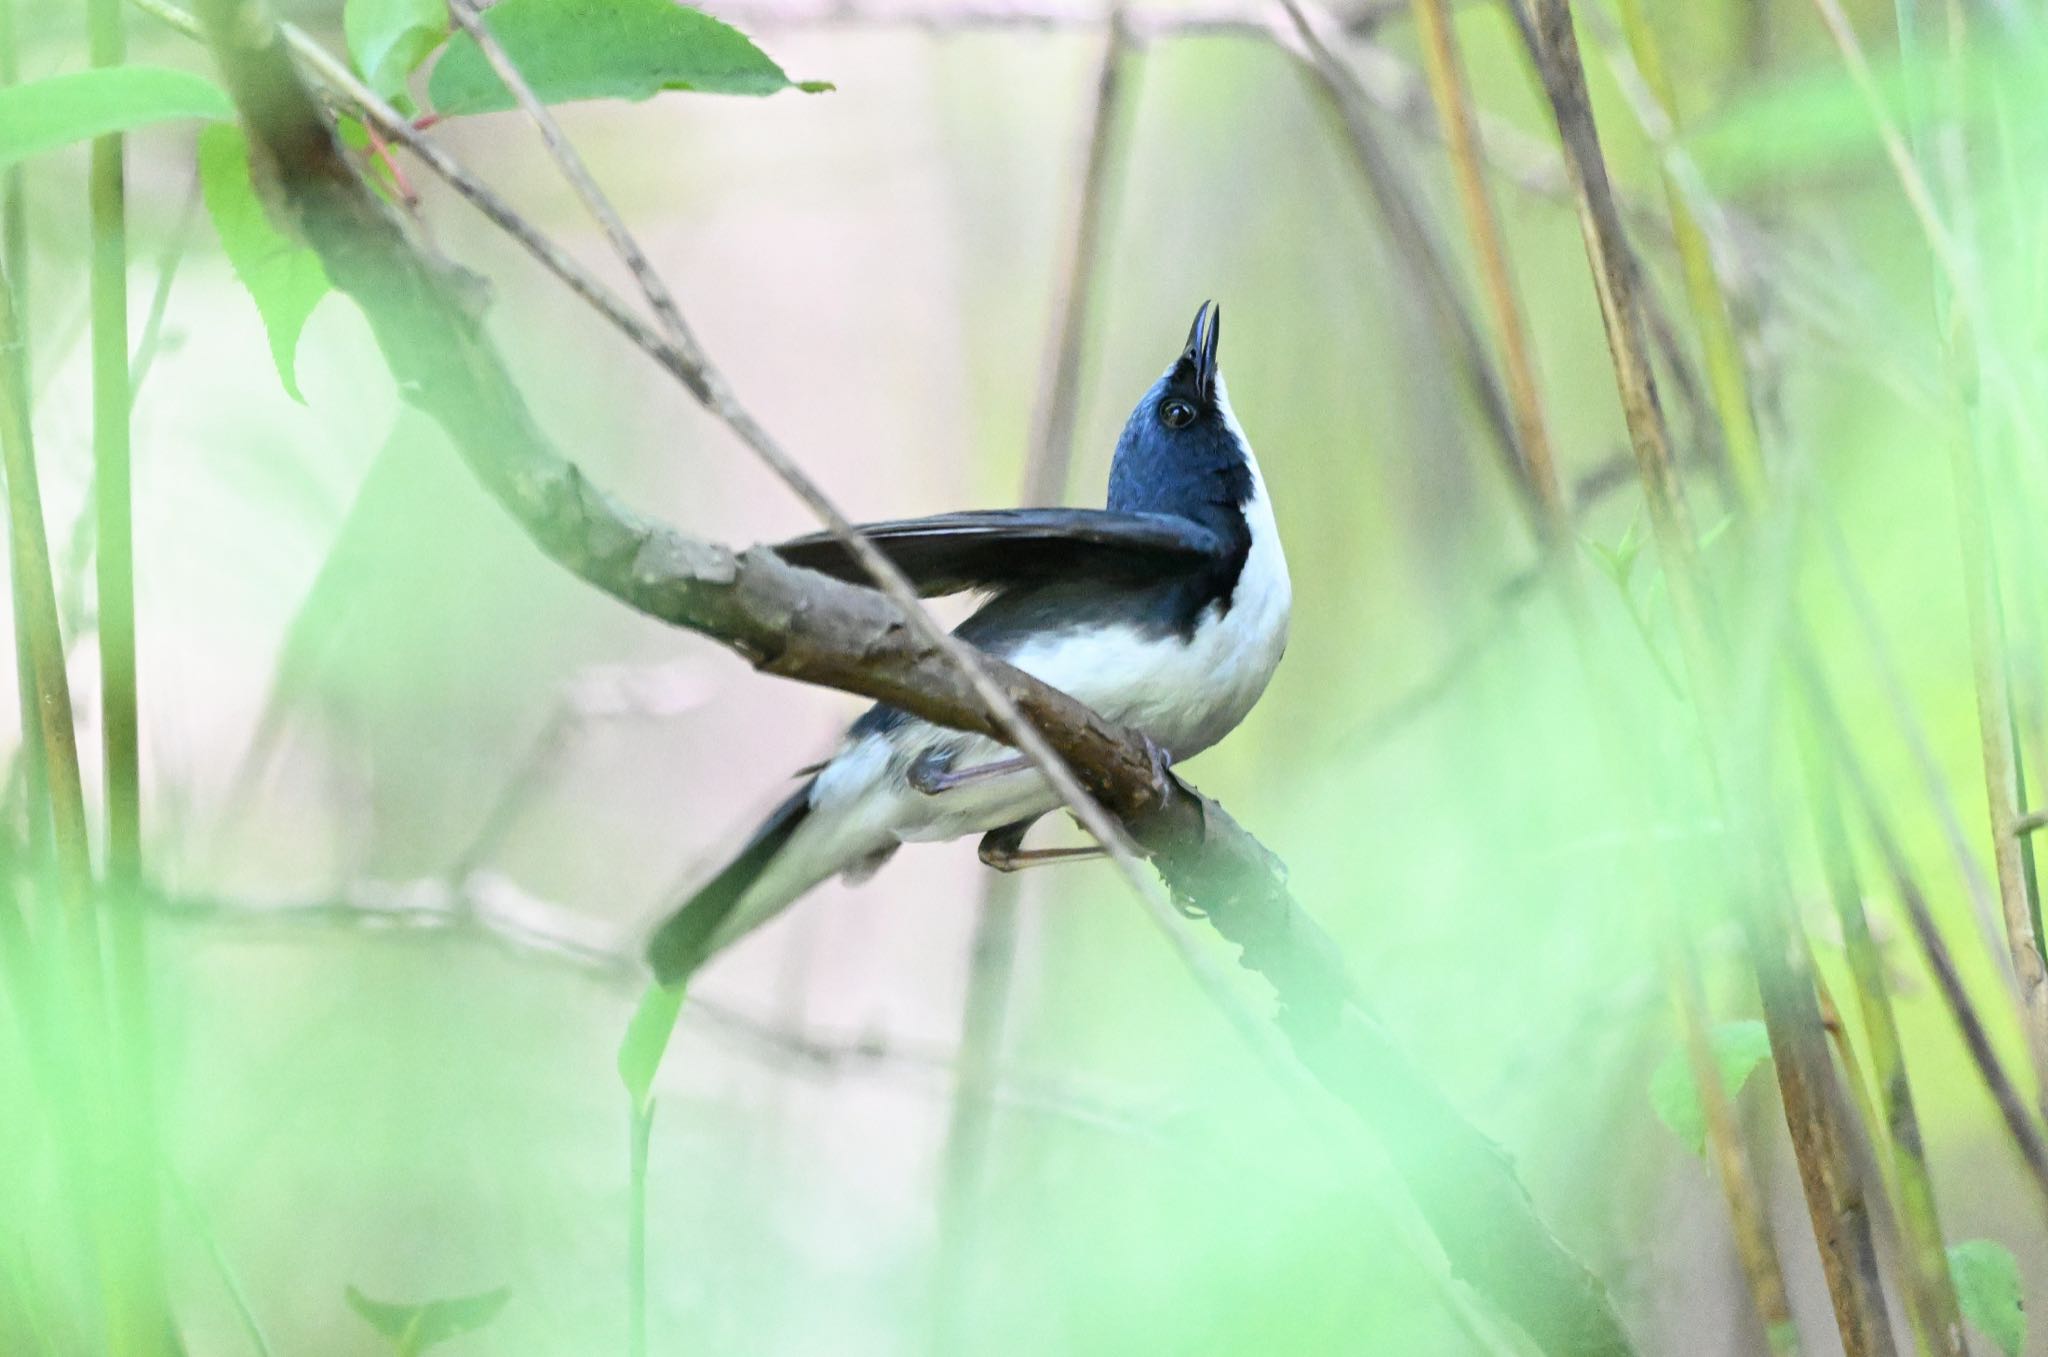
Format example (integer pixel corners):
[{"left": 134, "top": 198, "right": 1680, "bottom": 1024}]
[
  {"left": 347, "top": 0, "right": 451, "bottom": 101},
  {"left": 1649, "top": 1020, "right": 1772, "bottom": 1157},
  {"left": 1950, "top": 1239, "right": 2025, "bottom": 1357},
  {"left": 198, "top": 123, "right": 332, "bottom": 403},
  {"left": 618, "top": 981, "right": 685, "bottom": 1116},
  {"left": 0, "top": 67, "right": 231, "bottom": 168},
  {"left": 427, "top": 0, "right": 830, "bottom": 116},
  {"left": 346, "top": 1284, "right": 510, "bottom": 1356}
]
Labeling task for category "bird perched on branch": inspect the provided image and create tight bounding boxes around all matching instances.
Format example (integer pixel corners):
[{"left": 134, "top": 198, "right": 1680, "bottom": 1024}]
[{"left": 647, "top": 301, "right": 1290, "bottom": 987}]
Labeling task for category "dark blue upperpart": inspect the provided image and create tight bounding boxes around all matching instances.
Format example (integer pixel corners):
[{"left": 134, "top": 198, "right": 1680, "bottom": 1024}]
[{"left": 850, "top": 302, "right": 1257, "bottom": 743}]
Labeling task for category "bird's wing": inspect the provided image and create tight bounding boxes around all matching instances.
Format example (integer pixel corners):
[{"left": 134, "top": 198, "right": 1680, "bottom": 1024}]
[{"left": 768, "top": 508, "right": 1227, "bottom": 597}]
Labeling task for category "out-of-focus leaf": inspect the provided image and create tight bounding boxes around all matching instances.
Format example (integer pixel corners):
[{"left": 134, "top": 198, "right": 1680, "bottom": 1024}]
[
  {"left": 198, "top": 123, "right": 332, "bottom": 403},
  {"left": 1583, "top": 518, "right": 1644, "bottom": 591},
  {"left": 1950, "top": 1239, "right": 2025, "bottom": 1357},
  {"left": 1649, "top": 1020, "right": 1772, "bottom": 1157},
  {"left": 618, "top": 982, "right": 685, "bottom": 1116},
  {"left": 1686, "top": 46, "right": 2043, "bottom": 191},
  {"left": 0, "top": 67, "right": 230, "bottom": 167},
  {"left": 347, "top": 0, "right": 451, "bottom": 101},
  {"left": 345, "top": 1284, "right": 510, "bottom": 1356},
  {"left": 427, "top": 0, "right": 831, "bottom": 116}
]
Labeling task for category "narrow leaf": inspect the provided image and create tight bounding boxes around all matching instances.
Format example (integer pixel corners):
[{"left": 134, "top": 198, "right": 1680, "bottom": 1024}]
[
  {"left": 618, "top": 982, "right": 685, "bottom": 1117},
  {"left": 0, "top": 67, "right": 231, "bottom": 168},
  {"left": 198, "top": 124, "right": 332, "bottom": 402},
  {"left": 345, "top": 1284, "right": 510, "bottom": 1355},
  {"left": 1649, "top": 1020, "right": 1772, "bottom": 1157},
  {"left": 347, "top": 0, "right": 452, "bottom": 100},
  {"left": 1950, "top": 1239, "right": 2025, "bottom": 1357},
  {"left": 427, "top": 0, "right": 830, "bottom": 116}
]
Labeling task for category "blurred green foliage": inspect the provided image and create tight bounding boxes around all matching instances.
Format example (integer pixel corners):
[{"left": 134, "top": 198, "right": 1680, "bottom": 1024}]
[{"left": 6, "top": 0, "right": 2048, "bottom": 1351}]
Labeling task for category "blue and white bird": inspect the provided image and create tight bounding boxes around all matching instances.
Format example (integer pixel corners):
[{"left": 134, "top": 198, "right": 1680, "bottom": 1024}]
[{"left": 647, "top": 302, "right": 1290, "bottom": 986}]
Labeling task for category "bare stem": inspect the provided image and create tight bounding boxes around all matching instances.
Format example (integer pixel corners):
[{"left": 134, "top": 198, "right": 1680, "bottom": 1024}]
[
  {"left": 0, "top": 258, "right": 123, "bottom": 1353},
  {"left": 1798, "top": 727, "right": 1966, "bottom": 1356},
  {"left": 89, "top": 0, "right": 173, "bottom": 1344},
  {"left": 1407, "top": 0, "right": 1565, "bottom": 540},
  {"left": 933, "top": 21, "right": 1130, "bottom": 1353},
  {"left": 1800, "top": 657, "right": 2048, "bottom": 1212}
]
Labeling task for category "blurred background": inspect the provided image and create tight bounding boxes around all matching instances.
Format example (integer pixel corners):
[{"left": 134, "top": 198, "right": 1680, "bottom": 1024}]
[{"left": 7, "top": 0, "right": 2048, "bottom": 1350}]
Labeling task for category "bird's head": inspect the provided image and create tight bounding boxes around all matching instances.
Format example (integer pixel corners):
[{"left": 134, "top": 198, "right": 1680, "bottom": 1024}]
[{"left": 1107, "top": 301, "right": 1253, "bottom": 517}]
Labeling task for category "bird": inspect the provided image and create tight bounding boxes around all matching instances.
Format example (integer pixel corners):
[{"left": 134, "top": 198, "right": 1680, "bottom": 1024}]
[{"left": 646, "top": 301, "right": 1290, "bottom": 987}]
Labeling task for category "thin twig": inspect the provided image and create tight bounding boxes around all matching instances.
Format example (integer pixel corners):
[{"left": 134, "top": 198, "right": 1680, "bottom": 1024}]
[
  {"left": 1408, "top": 0, "right": 1565, "bottom": 540},
  {"left": 1277, "top": 0, "right": 1541, "bottom": 536},
  {"left": 448, "top": 0, "right": 1182, "bottom": 957},
  {"left": 1800, "top": 657, "right": 2048, "bottom": 1212},
  {"left": 1797, "top": 727, "right": 1966, "bottom": 1355},
  {"left": 933, "top": 20, "right": 1130, "bottom": 1352},
  {"left": 129, "top": 174, "right": 204, "bottom": 394},
  {"left": 0, "top": 257, "right": 125, "bottom": 1355},
  {"left": 89, "top": 0, "right": 172, "bottom": 1340}
]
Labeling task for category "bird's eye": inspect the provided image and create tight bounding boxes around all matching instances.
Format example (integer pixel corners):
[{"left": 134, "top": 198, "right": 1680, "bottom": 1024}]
[{"left": 1161, "top": 399, "right": 1197, "bottom": 429}]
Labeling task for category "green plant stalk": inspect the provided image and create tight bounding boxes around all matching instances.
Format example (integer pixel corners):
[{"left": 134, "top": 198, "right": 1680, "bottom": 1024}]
[
  {"left": 1403, "top": 2, "right": 1798, "bottom": 1345},
  {"left": 1586, "top": 14, "right": 1971, "bottom": 1345},
  {"left": 1592, "top": 7, "right": 2048, "bottom": 1305},
  {"left": 0, "top": 0, "right": 48, "bottom": 1119},
  {"left": 89, "top": 0, "right": 174, "bottom": 1346},
  {"left": 1804, "top": 0, "right": 2048, "bottom": 1105},
  {"left": 90, "top": 0, "right": 173, "bottom": 1345},
  {"left": 0, "top": 0, "right": 23, "bottom": 322},
  {"left": 1799, "top": 729, "right": 1966, "bottom": 1357},
  {"left": 1408, "top": 0, "right": 1566, "bottom": 542},
  {"left": 1396, "top": 2, "right": 1804, "bottom": 1338},
  {"left": 1524, "top": 3, "right": 1895, "bottom": 1350},
  {"left": 0, "top": 265, "right": 130, "bottom": 1353},
  {"left": 1607, "top": 0, "right": 1764, "bottom": 505}
]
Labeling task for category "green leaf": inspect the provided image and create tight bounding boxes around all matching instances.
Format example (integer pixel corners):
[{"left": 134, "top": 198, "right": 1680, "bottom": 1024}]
[
  {"left": 427, "top": 0, "right": 831, "bottom": 116},
  {"left": 345, "top": 1284, "right": 510, "bottom": 1357},
  {"left": 1649, "top": 1020, "right": 1772, "bottom": 1157},
  {"left": 618, "top": 982, "right": 685, "bottom": 1116},
  {"left": 1582, "top": 517, "right": 1644, "bottom": 590},
  {"left": 198, "top": 124, "right": 332, "bottom": 403},
  {"left": 0, "top": 67, "right": 231, "bottom": 168},
  {"left": 1950, "top": 1239, "right": 2026, "bottom": 1357},
  {"left": 347, "top": 0, "right": 451, "bottom": 101}
]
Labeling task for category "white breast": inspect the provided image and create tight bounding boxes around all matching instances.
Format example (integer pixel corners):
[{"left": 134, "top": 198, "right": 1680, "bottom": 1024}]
[
  {"left": 1003, "top": 435, "right": 1289, "bottom": 757},
  {"left": 823, "top": 385, "right": 1289, "bottom": 847}
]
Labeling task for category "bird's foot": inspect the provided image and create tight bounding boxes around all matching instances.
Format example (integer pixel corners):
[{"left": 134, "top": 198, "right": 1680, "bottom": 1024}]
[
  {"left": 908, "top": 750, "right": 1030, "bottom": 796},
  {"left": 976, "top": 817, "right": 1106, "bottom": 872}
]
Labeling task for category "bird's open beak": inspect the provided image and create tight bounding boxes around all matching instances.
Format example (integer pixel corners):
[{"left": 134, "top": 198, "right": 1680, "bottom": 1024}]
[{"left": 1182, "top": 301, "right": 1220, "bottom": 402}]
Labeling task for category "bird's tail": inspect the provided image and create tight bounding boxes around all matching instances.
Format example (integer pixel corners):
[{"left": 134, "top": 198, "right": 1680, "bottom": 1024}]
[{"left": 646, "top": 783, "right": 815, "bottom": 987}]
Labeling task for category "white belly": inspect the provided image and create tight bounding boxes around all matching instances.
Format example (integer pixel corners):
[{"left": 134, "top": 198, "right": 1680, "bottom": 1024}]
[{"left": 817, "top": 459, "right": 1291, "bottom": 846}]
